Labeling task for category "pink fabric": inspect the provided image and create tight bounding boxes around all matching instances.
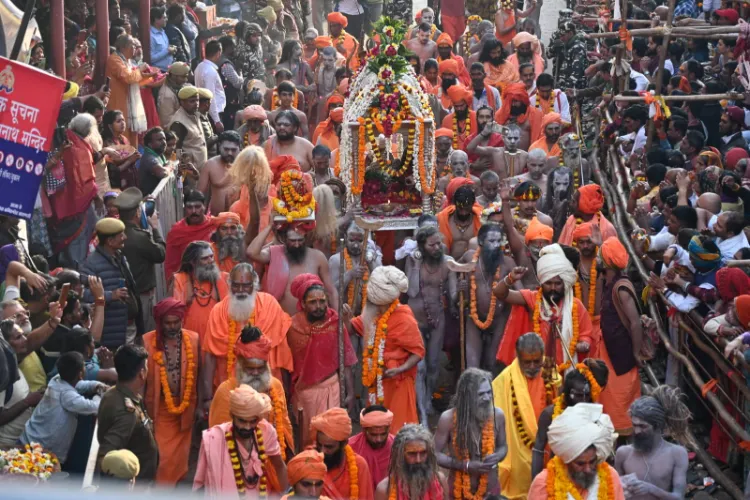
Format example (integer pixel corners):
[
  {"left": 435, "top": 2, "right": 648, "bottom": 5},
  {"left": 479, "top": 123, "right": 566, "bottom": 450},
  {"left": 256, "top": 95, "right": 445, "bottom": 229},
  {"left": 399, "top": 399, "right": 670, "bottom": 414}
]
[
  {"left": 349, "top": 432, "right": 395, "bottom": 490},
  {"left": 193, "top": 420, "right": 280, "bottom": 497},
  {"left": 261, "top": 245, "right": 289, "bottom": 302}
]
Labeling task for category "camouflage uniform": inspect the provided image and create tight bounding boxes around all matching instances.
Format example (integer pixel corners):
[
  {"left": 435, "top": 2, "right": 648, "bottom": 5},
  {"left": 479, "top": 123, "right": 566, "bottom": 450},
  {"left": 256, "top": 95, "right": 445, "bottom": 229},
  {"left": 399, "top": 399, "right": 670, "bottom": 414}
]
[
  {"left": 547, "top": 10, "right": 574, "bottom": 77},
  {"left": 555, "top": 30, "right": 588, "bottom": 90}
]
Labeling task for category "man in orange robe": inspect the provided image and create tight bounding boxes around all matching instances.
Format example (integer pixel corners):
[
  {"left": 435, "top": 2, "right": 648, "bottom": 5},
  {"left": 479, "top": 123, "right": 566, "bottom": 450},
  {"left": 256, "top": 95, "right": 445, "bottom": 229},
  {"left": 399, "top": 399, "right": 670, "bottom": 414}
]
[
  {"left": 348, "top": 406, "right": 395, "bottom": 491},
  {"left": 164, "top": 190, "right": 215, "bottom": 280},
  {"left": 210, "top": 212, "right": 245, "bottom": 274},
  {"left": 558, "top": 184, "right": 617, "bottom": 246},
  {"left": 327, "top": 13, "right": 359, "bottom": 71},
  {"left": 506, "top": 32, "right": 545, "bottom": 78},
  {"left": 528, "top": 112, "right": 563, "bottom": 158},
  {"left": 437, "top": 181, "right": 482, "bottom": 255},
  {"left": 349, "top": 267, "right": 425, "bottom": 432},
  {"left": 437, "top": 59, "right": 461, "bottom": 110},
  {"left": 143, "top": 298, "right": 200, "bottom": 486},
  {"left": 172, "top": 240, "right": 229, "bottom": 341},
  {"left": 311, "top": 408, "right": 374, "bottom": 500},
  {"left": 287, "top": 274, "right": 357, "bottom": 445},
  {"left": 209, "top": 326, "right": 294, "bottom": 492},
  {"left": 441, "top": 85, "right": 478, "bottom": 152},
  {"left": 282, "top": 450, "right": 330, "bottom": 500},
  {"left": 312, "top": 107, "right": 344, "bottom": 151},
  {"left": 436, "top": 33, "right": 470, "bottom": 87},
  {"left": 494, "top": 83, "right": 543, "bottom": 148},
  {"left": 202, "top": 263, "right": 293, "bottom": 396}
]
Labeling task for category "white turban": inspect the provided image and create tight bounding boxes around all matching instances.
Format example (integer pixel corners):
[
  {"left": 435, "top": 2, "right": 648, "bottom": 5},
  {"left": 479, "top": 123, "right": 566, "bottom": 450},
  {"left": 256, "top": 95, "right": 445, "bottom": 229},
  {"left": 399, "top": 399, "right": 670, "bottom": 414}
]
[
  {"left": 367, "top": 266, "right": 408, "bottom": 305},
  {"left": 548, "top": 403, "right": 616, "bottom": 463},
  {"left": 536, "top": 244, "right": 579, "bottom": 363}
]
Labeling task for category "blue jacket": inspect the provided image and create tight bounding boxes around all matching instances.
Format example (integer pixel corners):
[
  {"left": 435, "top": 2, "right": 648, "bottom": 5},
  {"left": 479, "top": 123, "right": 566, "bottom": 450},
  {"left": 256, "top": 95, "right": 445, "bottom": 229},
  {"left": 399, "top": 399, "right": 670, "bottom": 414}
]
[{"left": 150, "top": 26, "right": 173, "bottom": 71}]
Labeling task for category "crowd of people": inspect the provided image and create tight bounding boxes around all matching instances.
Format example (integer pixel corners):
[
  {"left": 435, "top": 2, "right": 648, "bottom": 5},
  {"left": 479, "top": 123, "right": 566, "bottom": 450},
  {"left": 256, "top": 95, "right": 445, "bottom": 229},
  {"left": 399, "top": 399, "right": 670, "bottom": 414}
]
[{"left": 5, "top": 0, "right": 750, "bottom": 497}]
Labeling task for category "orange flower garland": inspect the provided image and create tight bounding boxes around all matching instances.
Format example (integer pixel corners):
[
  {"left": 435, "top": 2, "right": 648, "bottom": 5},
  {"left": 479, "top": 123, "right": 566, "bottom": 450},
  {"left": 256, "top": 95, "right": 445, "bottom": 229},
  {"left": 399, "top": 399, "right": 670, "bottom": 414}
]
[
  {"left": 344, "top": 445, "right": 359, "bottom": 500},
  {"left": 268, "top": 384, "right": 287, "bottom": 461},
  {"left": 546, "top": 456, "right": 613, "bottom": 500},
  {"left": 152, "top": 333, "right": 195, "bottom": 415},
  {"left": 352, "top": 117, "right": 366, "bottom": 195},
  {"left": 535, "top": 92, "right": 556, "bottom": 114},
  {"left": 452, "top": 412, "right": 494, "bottom": 500},
  {"left": 344, "top": 249, "right": 368, "bottom": 311},
  {"left": 575, "top": 362, "right": 602, "bottom": 401},
  {"left": 362, "top": 299, "right": 399, "bottom": 404},
  {"left": 469, "top": 251, "right": 501, "bottom": 329},
  {"left": 226, "top": 311, "right": 257, "bottom": 380},
  {"left": 226, "top": 425, "right": 268, "bottom": 498},
  {"left": 552, "top": 395, "right": 566, "bottom": 419},
  {"left": 573, "top": 255, "right": 598, "bottom": 317},
  {"left": 452, "top": 113, "right": 471, "bottom": 149},
  {"left": 271, "top": 88, "right": 299, "bottom": 111},
  {"left": 417, "top": 118, "right": 435, "bottom": 194},
  {"left": 273, "top": 170, "right": 316, "bottom": 222}
]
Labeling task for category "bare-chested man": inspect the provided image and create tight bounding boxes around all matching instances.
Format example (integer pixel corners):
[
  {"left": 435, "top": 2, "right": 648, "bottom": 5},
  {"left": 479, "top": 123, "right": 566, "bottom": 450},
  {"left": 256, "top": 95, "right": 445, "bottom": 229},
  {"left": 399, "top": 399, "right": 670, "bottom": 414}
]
[
  {"left": 511, "top": 148, "right": 548, "bottom": 205},
  {"left": 466, "top": 123, "right": 528, "bottom": 179},
  {"left": 476, "top": 170, "right": 501, "bottom": 208},
  {"left": 329, "top": 222, "right": 382, "bottom": 317},
  {"left": 510, "top": 181, "right": 553, "bottom": 232},
  {"left": 408, "top": 8, "right": 442, "bottom": 41},
  {"left": 247, "top": 217, "right": 338, "bottom": 316},
  {"left": 198, "top": 130, "right": 242, "bottom": 215},
  {"left": 405, "top": 225, "right": 456, "bottom": 421},
  {"left": 264, "top": 110, "right": 315, "bottom": 172},
  {"left": 615, "top": 386, "right": 690, "bottom": 500},
  {"left": 559, "top": 133, "right": 591, "bottom": 185},
  {"left": 437, "top": 151, "right": 480, "bottom": 194},
  {"left": 435, "top": 368, "right": 507, "bottom": 498},
  {"left": 315, "top": 47, "right": 338, "bottom": 123},
  {"left": 405, "top": 23, "right": 438, "bottom": 71},
  {"left": 267, "top": 81, "right": 309, "bottom": 139},
  {"left": 458, "top": 224, "right": 515, "bottom": 370},
  {"left": 437, "top": 184, "right": 482, "bottom": 260},
  {"left": 540, "top": 166, "right": 573, "bottom": 216},
  {"left": 435, "top": 129, "right": 454, "bottom": 178},
  {"left": 495, "top": 86, "right": 542, "bottom": 152}
]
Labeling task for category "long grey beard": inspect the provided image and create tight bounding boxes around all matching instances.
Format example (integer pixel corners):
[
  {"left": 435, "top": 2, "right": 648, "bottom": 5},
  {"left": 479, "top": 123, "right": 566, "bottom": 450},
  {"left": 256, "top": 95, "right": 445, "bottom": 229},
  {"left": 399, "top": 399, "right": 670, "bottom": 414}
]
[
  {"left": 195, "top": 263, "right": 220, "bottom": 282},
  {"left": 399, "top": 462, "right": 435, "bottom": 499},
  {"left": 218, "top": 235, "right": 245, "bottom": 262},
  {"left": 236, "top": 364, "right": 272, "bottom": 393},
  {"left": 228, "top": 290, "right": 258, "bottom": 323}
]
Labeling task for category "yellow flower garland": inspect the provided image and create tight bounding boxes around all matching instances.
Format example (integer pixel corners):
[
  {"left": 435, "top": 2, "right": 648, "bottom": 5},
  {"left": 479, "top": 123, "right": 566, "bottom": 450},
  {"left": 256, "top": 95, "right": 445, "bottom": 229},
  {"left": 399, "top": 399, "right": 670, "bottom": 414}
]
[
  {"left": 575, "top": 362, "right": 602, "bottom": 401},
  {"left": 268, "top": 384, "right": 287, "bottom": 461},
  {"left": 273, "top": 170, "right": 316, "bottom": 222},
  {"left": 546, "top": 456, "right": 613, "bottom": 500},
  {"left": 152, "top": 332, "right": 195, "bottom": 415},
  {"left": 344, "top": 445, "right": 359, "bottom": 500},
  {"left": 344, "top": 249, "right": 368, "bottom": 311},
  {"left": 226, "top": 311, "right": 257, "bottom": 380},
  {"left": 226, "top": 425, "right": 268, "bottom": 498},
  {"left": 452, "top": 113, "right": 471, "bottom": 149},
  {"left": 573, "top": 254, "right": 598, "bottom": 317},
  {"left": 536, "top": 92, "right": 556, "bottom": 114},
  {"left": 452, "top": 412, "right": 494, "bottom": 500}
]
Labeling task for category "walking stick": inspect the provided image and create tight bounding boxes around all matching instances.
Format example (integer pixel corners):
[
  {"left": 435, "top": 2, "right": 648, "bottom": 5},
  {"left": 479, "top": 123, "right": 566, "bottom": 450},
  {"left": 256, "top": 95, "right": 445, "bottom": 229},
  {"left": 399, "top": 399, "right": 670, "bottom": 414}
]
[
  {"left": 445, "top": 259, "right": 477, "bottom": 371},
  {"left": 338, "top": 232, "right": 346, "bottom": 406},
  {"left": 296, "top": 407, "right": 304, "bottom": 452}
]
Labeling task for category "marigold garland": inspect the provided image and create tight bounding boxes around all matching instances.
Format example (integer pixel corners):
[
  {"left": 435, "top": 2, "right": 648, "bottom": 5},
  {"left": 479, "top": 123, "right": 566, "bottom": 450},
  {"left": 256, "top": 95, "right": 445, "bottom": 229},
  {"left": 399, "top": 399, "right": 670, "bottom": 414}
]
[
  {"left": 573, "top": 254, "right": 598, "bottom": 317},
  {"left": 452, "top": 113, "right": 471, "bottom": 149},
  {"left": 273, "top": 170, "right": 316, "bottom": 222},
  {"left": 469, "top": 251, "right": 501, "bottom": 329},
  {"left": 352, "top": 117, "right": 367, "bottom": 195},
  {"left": 226, "top": 425, "right": 268, "bottom": 498},
  {"left": 362, "top": 299, "right": 399, "bottom": 404},
  {"left": 268, "top": 384, "right": 287, "bottom": 461},
  {"left": 152, "top": 332, "right": 195, "bottom": 415},
  {"left": 452, "top": 412, "right": 494, "bottom": 499},
  {"left": 575, "top": 362, "right": 602, "bottom": 401},
  {"left": 417, "top": 118, "right": 435, "bottom": 194},
  {"left": 536, "top": 92, "right": 556, "bottom": 114},
  {"left": 552, "top": 395, "right": 566, "bottom": 419},
  {"left": 227, "top": 311, "right": 257, "bottom": 380},
  {"left": 545, "top": 456, "right": 613, "bottom": 500},
  {"left": 344, "top": 249, "right": 368, "bottom": 311},
  {"left": 344, "top": 445, "right": 359, "bottom": 500},
  {"left": 271, "top": 88, "right": 299, "bottom": 111}
]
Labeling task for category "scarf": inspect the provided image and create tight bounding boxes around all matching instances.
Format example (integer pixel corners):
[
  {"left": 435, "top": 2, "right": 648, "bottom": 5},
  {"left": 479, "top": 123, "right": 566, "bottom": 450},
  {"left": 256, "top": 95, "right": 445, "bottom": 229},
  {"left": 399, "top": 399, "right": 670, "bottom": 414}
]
[{"left": 119, "top": 52, "right": 148, "bottom": 134}]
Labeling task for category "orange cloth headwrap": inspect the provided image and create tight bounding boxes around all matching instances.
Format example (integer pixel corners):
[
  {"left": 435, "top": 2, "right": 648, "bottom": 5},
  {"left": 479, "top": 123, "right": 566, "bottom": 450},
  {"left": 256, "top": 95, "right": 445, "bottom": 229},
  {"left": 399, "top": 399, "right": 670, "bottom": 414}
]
[
  {"left": 438, "top": 59, "right": 459, "bottom": 76},
  {"left": 600, "top": 236, "right": 629, "bottom": 270},
  {"left": 327, "top": 12, "right": 348, "bottom": 27},
  {"left": 326, "top": 95, "right": 344, "bottom": 109},
  {"left": 736, "top": 295, "right": 750, "bottom": 328},
  {"left": 287, "top": 450, "right": 327, "bottom": 486},
  {"left": 310, "top": 407, "right": 352, "bottom": 441},
  {"left": 495, "top": 83, "right": 531, "bottom": 125},
  {"left": 153, "top": 298, "right": 186, "bottom": 338},
  {"left": 315, "top": 36, "right": 332, "bottom": 48},
  {"left": 359, "top": 408, "right": 394, "bottom": 428},
  {"left": 290, "top": 273, "right": 324, "bottom": 311},
  {"left": 572, "top": 221, "right": 593, "bottom": 242},
  {"left": 446, "top": 177, "right": 474, "bottom": 204},
  {"left": 678, "top": 76, "right": 692, "bottom": 94},
  {"left": 436, "top": 33, "right": 454, "bottom": 47},
  {"left": 270, "top": 155, "right": 301, "bottom": 185},
  {"left": 577, "top": 184, "right": 605, "bottom": 215},
  {"left": 330, "top": 107, "right": 344, "bottom": 123},
  {"left": 234, "top": 330, "right": 273, "bottom": 361},
  {"left": 525, "top": 216, "right": 553, "bottom": 244},
  {"left": 447, "top": 85, "right": 472, "bottom": 105},
  {"left": 435, "top": 127, "right": 454, "bottom": 138},
  {"left": 541, "top": 112, "right": 562, "bottom": 130},
  {"left": 214, "top": 211, "right": 241, "bottom": 228},
  {"left": 229, "top": 384, "right": 272, "bottom": 419}
]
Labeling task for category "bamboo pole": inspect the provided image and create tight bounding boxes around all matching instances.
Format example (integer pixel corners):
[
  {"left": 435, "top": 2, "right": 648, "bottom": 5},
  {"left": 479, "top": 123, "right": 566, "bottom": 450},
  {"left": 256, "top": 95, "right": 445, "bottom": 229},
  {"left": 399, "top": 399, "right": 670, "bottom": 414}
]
[
  {"left": 586, "top": 25, "right": 741, "bottom": 38},
  {"left": 575, "top": 16, "right": 655, "bottom": 25},
  {"left": 614, "top": 92, "right": 746, "bottom": 102},
  {"left": 615, "top": 0, "right": 628, "bottom": 93},
  {"left": 645, "top": 0, "right": 676, "bottom": 152},
  {"left": 725, "top": 259, "right": 750, "bottom": 267}
]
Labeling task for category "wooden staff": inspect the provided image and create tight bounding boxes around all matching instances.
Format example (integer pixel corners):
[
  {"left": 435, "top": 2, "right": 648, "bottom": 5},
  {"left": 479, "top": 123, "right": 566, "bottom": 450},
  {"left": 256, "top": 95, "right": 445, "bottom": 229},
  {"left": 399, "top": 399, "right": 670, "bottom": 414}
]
[
  {"left": 726, "top": 259, "right": 750, "bottom": 267},
  {"left": 296, "top": 407, "right": 304, "bottom": 453},
  {"left": 645, "top": 0, "right": 676, "bottom": 152},
  {"left": 445, "top": 259, "right": 477, "bottom": 372},
  {"left": 353, "top": 216, "right": 385, "bottom": 314},
  {"left": 614, "top": 92, "right": 746, "bottom": 102},
  {"left": 587, "top": 24, "right": 741, "bottom": 38},
  {"left": 338, "top": 232, "right": 346, "bottom": 405}
]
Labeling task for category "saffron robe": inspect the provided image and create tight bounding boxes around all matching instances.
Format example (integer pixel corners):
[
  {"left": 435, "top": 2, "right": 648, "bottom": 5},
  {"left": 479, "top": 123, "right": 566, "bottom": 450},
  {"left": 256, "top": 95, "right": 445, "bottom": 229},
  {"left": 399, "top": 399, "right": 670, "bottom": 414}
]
[
  {"left": 172, "top": 271, "right": 229, "bottom": 342},
  {"left": 322, "top": 451, "right": 374, "bottom": 500},
  {"left": 441, "top": 111, "right": 478, "bottom": 151},
  {"left": 349, "top": 432, "right": 395, "bottom": 491},
  {"left": 528, "top": 137, "right": 562, "bottom": 158},
  {"left": 164, "top": 217, "right": 216, "bottom": 279},
  {"left": 529, "top": 465, "right": 626, "bottom": 500}
]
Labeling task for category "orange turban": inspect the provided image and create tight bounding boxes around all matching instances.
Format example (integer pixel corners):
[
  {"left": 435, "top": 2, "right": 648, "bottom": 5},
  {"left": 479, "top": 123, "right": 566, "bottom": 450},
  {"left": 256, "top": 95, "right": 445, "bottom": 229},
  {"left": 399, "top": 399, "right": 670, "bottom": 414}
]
[
  {"left": 229, "top": 384, "right": 272, "bottom": 419},
  {"left": 525, "top": 216, "right": 553, "bottom": 244},
  {"left": 330, "top": 107, "right": 344, "bottom": 123},
  {"left": 315, "top": 36, "right": 332, "bottom": 48},
  {"left": 153, "top": 298, "right": 186, "bottom": 338},
  {"left": 213, "top": 211, "right": 241, "bottom": 228},
  {"left": 327, "top": 12, "right": 348, "bottom": 27},
  {"left": 435, "top": 127, "right": 454, "bottom": 139},
  {"left": 438, "top": 59, "right": 459, "bottom": 76},
  {"left": 447, "top": 85, "right": 472, "bottom": 105},
  {"left": 359, "top": 408, "right": 394, "bottom": 429},
  {"left": 446, "top": 177, "right": 474, "bottom": 204},
  {"left": 270, "top": 155, "right": 301, "bottom": 185},
  {"left": 541, "top": 112, "right": 562, "bottom": 129},
  {"left": 234, "top": 329, "right": 273, "bottom": 361},
  {"left": 572, "top": 221, "right": 593, "bottom": 242},
  {"left": 326, "top": 95, "right": 344, "bottom": 109},
  {"left": 737, "top": 295, "right": 750, "bottom": 328},
  {"left": 290, "top": 273, "right": 324, "bottom": 311},
  {"left": 600, "top": 237, "right": 629, "bottom": 270},
  {"left": 577, "top": 184, "right": 605, "bottom": 215},
  {"left": 436, "top": 33, "right": 454, "bottom": 47},
  {"left": 310, "top": 407, "right": 352, "bottom": 441},
  {"left": 243, "top": 104, "right": 267, "bottom": 121},
  {"left": 495, "top": 83, "right": 531, "bottom": 125},
  {"left": 287, "top": 450, "right": 327, "bottom": 486}
]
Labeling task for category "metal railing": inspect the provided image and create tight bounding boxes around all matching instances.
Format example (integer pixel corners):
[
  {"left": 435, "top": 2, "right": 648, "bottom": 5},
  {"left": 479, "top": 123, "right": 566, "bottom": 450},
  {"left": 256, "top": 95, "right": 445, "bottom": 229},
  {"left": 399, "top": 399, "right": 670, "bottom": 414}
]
[{"left": 151, "top": 173, "right": 184, "bottom": 303}]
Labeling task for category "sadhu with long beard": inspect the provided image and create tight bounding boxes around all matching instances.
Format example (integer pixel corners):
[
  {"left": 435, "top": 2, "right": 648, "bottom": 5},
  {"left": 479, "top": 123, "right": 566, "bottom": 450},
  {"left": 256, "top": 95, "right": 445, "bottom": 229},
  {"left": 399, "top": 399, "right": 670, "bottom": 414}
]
[
  {"left": 210, "top": 212, "right": 246, "bottom": 273},
  {"left": 374, "top": 424, "right": 447, "bottom": 500},
  {"left": 434, "top": 368, "right": 508, "bottom": 499}
]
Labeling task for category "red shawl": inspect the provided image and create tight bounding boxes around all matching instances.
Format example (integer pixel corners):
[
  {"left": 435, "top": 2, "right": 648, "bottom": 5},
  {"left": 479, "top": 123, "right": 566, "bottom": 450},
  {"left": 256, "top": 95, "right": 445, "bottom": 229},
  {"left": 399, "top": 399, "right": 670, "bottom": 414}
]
[
  {"left": 164, "top": 217, "right": 215, "bottom": 279},
  {"left": 50, "top": 130, "right": 98, "bottom": 221}
]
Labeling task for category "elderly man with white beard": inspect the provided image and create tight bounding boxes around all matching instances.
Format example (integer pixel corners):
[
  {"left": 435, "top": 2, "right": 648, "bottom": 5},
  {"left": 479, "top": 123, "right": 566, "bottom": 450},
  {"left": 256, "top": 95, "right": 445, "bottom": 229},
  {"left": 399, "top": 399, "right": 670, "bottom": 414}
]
[
  {"left": 209, "top": 212, "right": 246, "bottom": 273},
  {"left": 530, "top": 403, "right": 625, "bottom": 499},
  {"left": 202, "top": 264, "right": 293, "bottom": 413},
  {"left": 209, "top": 325, "right": 295, "bottom": 466}
]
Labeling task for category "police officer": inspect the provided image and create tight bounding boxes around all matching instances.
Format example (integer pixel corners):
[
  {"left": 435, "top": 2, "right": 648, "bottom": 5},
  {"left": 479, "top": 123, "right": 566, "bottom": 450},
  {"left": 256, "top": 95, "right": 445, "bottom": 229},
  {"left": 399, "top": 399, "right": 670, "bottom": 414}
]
[
  {"left": 552, "top": 21, "right": 588, "bottom": 91},
  {"left": 97, "top": 345, "right": 159, "bottom": 483}
]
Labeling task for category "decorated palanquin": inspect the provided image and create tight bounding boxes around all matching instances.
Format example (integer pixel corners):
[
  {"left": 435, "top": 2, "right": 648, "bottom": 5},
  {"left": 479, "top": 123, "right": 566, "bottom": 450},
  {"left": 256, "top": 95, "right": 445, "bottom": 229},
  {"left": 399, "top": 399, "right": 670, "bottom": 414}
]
[{"left": 339, "top": 18, "right": 437, "bottom": 227}]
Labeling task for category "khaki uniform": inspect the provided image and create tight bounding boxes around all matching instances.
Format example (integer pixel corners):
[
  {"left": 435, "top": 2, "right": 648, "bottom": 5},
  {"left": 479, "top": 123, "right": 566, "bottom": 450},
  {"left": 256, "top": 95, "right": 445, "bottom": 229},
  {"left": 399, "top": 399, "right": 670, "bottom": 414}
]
[
  {"left": 157, "top": 84, "right": 181, "bottom": 128},
  {"left": 168, "top": 107, "right": 208, "bottom": 170},
  {"left": 97, "top": 384, "right": 159, "bottom": 481}
]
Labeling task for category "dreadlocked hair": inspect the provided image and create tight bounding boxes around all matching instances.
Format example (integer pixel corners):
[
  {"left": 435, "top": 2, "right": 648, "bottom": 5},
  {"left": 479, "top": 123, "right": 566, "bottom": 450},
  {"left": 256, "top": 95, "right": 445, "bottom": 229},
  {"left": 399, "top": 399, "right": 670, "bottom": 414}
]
[
  {"left": 388, "top": 424, "right": 438, "bottom": 500},
  {"left": 631, "top": 385, "right": 691, "bottom": 441},
  {"left": 240, "top": 325, "right": 263, "bottom": 343},
  {"left": 451, "top": 368, "right": 494, "bottom": 457}
]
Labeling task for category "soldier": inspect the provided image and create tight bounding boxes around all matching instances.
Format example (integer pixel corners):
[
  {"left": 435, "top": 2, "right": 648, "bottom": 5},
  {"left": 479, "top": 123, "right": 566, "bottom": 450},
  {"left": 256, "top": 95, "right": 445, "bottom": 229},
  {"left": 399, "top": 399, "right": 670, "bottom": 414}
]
[
  {"left": 97, "top": 345, "right": 159, "bottom": 484},
  {"left": 546, "top": 10, "right": 574, "bottom": 76},
  {"left": 551, "top": 22, "right": 588, "bottom": 91}
]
